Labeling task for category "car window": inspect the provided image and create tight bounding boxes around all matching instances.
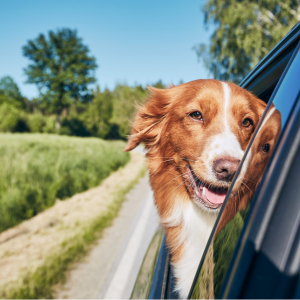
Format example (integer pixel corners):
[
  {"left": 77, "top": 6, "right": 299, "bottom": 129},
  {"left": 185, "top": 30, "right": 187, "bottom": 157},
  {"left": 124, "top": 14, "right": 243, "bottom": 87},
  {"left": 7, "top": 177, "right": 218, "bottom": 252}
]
[{"left": 189, "top": 40, "right": 300, "bottom": 299}]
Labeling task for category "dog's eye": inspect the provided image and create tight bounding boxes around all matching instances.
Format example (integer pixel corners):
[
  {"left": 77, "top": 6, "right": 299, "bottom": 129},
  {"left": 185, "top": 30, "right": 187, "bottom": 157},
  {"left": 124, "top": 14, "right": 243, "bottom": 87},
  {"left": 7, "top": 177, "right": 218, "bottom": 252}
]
[
  {"left": 261, "top": 144, "right": 270, "bottom": 152},
  {"left": 190, "top": 111, "right": 203, "bottom": 121},
  {"left": 242, "top": 118, "right": 253, "bottom": 127}
]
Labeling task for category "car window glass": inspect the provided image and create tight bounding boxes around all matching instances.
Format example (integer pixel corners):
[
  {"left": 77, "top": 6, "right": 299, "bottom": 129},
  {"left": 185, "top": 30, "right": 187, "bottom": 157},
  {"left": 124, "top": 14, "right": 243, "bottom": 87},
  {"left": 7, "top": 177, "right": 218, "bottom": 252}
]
[
  {"left": 270, "top": 46, "right": 300, "bottom": 127},
  {"left": 189, "top": 44, "right": 300, "bottom": 299}
]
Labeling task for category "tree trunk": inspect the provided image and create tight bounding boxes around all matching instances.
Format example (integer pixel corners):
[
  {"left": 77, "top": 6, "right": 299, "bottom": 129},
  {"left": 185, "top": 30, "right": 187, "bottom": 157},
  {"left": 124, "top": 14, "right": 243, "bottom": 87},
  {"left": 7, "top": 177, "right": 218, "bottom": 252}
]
[
  {"left": 62, "top": 108, "right": 68, "bottom": 117},
  {"left": 55, "top": 113, "right": 61, "bottom": 131}
]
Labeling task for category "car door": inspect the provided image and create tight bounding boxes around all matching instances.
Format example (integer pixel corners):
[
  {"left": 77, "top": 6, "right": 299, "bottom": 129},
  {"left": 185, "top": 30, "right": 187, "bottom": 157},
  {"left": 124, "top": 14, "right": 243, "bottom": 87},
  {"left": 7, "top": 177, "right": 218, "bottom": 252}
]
[{"left": 189, "top": 23, "right": 300, "bottom": 299}]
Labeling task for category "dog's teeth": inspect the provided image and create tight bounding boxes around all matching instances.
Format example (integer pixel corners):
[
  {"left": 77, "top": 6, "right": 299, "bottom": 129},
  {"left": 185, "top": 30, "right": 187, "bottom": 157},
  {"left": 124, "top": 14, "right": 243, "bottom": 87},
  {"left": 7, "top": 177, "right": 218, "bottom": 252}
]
[{"left": 203, "top": 187, "right": 206, "bottom": 197}]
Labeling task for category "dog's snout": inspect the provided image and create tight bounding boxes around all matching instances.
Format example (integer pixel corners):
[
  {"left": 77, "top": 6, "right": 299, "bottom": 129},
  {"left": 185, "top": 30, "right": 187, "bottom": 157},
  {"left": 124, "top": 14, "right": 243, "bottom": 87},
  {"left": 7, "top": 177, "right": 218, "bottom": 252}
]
[{"left": 213, "top": 157, "right": 240, "bottom": 181}]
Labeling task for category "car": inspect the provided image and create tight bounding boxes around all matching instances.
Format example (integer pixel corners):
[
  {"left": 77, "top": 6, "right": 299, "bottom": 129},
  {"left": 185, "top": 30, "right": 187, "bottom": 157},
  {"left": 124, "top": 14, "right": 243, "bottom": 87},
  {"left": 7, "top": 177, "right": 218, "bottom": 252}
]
[{"left": 130, "top": 21, "right": 300, "bottom": 299}]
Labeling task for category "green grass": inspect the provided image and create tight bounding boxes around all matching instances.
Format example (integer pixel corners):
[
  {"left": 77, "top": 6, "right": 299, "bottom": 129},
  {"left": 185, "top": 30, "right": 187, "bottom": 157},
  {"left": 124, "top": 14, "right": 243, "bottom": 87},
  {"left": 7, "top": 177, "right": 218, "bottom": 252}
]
[
  {"left": 2, "top": 161, "right": 146, "bottom": 299},
  {"left": 0, "top": 133, "right": 130, "bottom": 232}
]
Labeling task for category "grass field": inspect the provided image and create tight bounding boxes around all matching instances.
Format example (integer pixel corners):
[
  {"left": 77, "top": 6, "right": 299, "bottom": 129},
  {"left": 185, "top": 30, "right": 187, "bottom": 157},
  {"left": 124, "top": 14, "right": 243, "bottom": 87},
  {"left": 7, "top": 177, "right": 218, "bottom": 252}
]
[
  {"left": 0, "top": 133, "right": 130, "bottom": 232},
  {"left": 0, "top": 151, "right": 146, "bottom": 299}
]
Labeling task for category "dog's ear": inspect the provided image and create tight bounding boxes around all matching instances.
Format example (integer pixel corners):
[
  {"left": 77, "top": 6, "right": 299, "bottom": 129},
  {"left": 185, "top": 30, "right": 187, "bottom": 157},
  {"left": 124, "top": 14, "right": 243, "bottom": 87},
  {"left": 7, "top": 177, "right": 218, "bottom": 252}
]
[{"left": 124, "top": 86, "right": 172, "bottom": 152}]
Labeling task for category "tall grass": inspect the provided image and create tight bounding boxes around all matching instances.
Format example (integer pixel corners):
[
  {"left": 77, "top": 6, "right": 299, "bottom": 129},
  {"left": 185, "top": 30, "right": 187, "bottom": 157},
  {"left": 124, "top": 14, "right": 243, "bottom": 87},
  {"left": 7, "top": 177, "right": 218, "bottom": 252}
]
[{"left": 0, "top": 133, "right": 130, "bottom": 232}]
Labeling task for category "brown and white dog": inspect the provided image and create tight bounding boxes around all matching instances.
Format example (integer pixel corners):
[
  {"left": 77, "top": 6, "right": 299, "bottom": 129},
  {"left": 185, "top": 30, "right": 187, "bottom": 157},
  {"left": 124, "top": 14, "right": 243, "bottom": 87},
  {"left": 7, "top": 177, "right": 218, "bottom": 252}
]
[{"left": 125, "top": 79, "right": 266, "bottom": 298}]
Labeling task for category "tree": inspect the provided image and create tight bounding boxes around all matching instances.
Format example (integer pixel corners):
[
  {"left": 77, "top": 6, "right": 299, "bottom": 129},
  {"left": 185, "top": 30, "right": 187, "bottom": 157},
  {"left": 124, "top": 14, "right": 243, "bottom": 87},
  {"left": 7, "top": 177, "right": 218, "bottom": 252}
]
[
  {"left": 152, "top": 79, "right": 166, "bottom": 89},
  {"left": 110, "top": 84, "right": 149, "bottom": 139},
  {"left": 195, "top": 0, "right": 300, "bottom": 83},
  {"left": 85, "top": 86, "right": 113, "bottom": 138},
  {"left": 23, "top": 28, "right": 97, "bottom": 128},
  {"left": 0, "top": 76, "right": 26, "bottom": 109}
]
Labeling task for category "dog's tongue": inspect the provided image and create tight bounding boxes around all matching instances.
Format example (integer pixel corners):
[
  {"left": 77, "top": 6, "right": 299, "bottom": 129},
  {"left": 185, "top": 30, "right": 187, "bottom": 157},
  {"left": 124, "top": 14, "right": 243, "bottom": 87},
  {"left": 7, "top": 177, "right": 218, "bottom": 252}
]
[{"left": 204, "top": 187, "right": 227, "bottom": 204}]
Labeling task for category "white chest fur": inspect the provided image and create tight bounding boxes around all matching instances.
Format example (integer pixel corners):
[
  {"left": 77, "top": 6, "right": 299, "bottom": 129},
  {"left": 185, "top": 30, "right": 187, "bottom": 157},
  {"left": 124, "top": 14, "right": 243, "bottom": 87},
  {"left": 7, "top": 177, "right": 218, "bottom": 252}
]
[{"left": 162, "top": 200, "right": 217, "bottom": 298}]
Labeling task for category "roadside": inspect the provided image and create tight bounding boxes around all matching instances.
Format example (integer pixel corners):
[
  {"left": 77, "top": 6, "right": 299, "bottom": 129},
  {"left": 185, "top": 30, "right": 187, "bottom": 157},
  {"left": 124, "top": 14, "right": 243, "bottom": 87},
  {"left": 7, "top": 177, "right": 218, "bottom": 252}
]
[
  {"left": 0, "top": 151, "right": 146, "bottom": 298},
  {"left": 54, "top": 173, "right": 159, "bottom": 299}
]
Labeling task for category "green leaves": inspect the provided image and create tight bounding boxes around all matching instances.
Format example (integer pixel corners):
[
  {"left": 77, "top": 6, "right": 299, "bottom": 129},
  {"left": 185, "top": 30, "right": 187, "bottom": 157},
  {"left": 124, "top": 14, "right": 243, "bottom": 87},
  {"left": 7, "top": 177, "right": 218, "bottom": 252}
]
[
  {"left": 85, "top": 87, "right": 114, "bottom": 139},
  {"left": 85, "top": 83, "right": 152, "bottom": 140},
  {"left": 23, "top": 28, "right": 97, "bottom": 115},
  {"left": 196, "top": 0, "right": 300, "bottom": 83},
  {"left": 0, "top": 76, "right": 26, "bottom": 109}
]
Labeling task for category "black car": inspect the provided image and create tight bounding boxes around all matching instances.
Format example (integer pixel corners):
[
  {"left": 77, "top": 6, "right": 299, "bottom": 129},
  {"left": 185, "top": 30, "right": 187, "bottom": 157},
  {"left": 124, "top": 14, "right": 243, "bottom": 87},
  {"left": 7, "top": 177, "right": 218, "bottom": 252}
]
[{"left": 131, "top": 22, "right": 300, "bottom": 299}]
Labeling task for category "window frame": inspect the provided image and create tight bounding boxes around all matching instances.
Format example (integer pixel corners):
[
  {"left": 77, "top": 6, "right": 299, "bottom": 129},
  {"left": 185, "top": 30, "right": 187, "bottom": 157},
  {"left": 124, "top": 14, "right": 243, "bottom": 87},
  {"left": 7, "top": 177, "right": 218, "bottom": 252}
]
[{"left": 221, "top": 40, "right": 300, "bottom": 299}]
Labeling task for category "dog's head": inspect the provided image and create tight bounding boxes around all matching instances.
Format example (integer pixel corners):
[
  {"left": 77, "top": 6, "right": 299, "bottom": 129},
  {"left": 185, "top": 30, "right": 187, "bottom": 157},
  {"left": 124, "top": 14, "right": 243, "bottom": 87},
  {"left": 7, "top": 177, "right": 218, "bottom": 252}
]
[{"left": 125, "top": 79, "right": 266, "bottom": 212}]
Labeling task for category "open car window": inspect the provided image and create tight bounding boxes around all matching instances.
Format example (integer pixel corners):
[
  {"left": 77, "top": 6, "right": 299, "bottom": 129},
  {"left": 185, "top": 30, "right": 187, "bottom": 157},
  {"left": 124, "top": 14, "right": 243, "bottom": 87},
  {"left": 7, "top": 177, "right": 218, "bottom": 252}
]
[{"left": 189, "top": 28, "right": 300, "bottom": 299}]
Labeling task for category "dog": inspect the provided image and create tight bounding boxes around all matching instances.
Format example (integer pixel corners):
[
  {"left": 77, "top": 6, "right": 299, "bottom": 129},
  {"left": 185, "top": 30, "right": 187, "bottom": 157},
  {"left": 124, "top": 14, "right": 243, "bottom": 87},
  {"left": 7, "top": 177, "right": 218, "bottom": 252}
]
[
  {"left": 124, "top": 79, "right": 266, "bottom": 298},
  {"left": 216, "top": 103, "right": 281, "bottom": 235}
]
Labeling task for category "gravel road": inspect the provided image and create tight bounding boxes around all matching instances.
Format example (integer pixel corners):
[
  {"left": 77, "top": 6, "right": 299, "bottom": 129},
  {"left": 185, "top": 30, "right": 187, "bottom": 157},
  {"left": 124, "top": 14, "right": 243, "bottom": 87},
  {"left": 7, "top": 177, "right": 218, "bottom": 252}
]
[{"left": 55, "top": 164, "right": 159, "bottom": 298}]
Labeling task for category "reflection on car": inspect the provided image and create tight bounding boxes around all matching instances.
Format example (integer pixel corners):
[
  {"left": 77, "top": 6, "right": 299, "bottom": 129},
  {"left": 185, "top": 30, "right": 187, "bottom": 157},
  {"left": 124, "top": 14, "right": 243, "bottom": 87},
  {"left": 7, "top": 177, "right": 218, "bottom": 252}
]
[{"left": 216, "top": 104, "right": 281, "bottom": 236}]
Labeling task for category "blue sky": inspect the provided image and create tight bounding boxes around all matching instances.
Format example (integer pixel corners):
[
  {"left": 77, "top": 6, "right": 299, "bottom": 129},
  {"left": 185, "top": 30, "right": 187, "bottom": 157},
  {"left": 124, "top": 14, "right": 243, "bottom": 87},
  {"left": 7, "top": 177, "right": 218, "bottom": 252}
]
[{"left": 0, "top": 0, "right": 214, "bottom": 99}]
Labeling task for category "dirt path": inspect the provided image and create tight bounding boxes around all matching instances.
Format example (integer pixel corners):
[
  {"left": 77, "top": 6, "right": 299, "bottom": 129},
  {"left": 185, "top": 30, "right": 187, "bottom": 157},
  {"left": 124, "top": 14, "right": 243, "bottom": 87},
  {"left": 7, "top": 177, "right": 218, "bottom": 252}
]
[
  {"left": 0, "top": 151, "right": 147, "bottom": 297},
  {"left": 54, "top": 173, "right": 159, "bottom": 299}
]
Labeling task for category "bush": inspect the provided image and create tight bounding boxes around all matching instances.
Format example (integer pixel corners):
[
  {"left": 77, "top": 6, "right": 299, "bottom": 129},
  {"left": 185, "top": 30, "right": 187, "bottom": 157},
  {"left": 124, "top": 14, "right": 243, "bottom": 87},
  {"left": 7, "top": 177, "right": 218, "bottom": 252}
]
[
  {"left": 0, "top": 134, "right": 130, "bottom": 232},
  {"left": 85, "top": 88, "right": 113, "bottom": 138},
  {"left": 59, "top": 115, "right": 90, "bottom": 137},
  {"left": 27, "top": 113, "right": 46, "bottom": 132},
  {"left": 0, "top": 103, "right": 29, "bottom": 132},
  {"left": 42, "top": 116, "right": 56, "bottom": 133},
  {"left": 0, "top": 94, "right": 24, "bottom": 110}
]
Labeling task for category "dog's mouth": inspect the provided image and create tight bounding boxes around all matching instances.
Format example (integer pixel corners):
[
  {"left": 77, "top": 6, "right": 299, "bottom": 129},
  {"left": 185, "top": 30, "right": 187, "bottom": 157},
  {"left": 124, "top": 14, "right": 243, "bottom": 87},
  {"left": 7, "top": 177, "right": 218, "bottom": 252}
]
[{"left": 186, "top": 165, "right": 228, "bottom": 209}]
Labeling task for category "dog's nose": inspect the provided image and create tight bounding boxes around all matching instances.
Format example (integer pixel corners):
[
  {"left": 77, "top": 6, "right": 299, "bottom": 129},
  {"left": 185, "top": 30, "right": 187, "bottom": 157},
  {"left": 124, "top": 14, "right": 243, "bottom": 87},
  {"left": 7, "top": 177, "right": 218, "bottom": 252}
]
[{"left": 213, "top": 157, "right": 240, "bottom": 181}]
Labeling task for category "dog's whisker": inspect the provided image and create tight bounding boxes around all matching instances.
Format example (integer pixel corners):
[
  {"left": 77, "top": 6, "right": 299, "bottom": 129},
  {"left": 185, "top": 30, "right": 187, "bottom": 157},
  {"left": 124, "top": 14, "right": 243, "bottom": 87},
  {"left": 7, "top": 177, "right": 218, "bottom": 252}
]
[
  {"left": 149, "top": 156, "right": 176, "bottom": 159},
  {"left": 164, "top": 165, "right": 177, "bottom": 174},
  {"left": 170, "top": 178, "right": 189, "bottom": 195},
  {"left": 242, "top": 177, "right": 256, "bottom": 184},
  {"left": 149, "top": 156, "right": 197, "bottom": 163},
  {"left": 242, "top": 182, "right": 253, "bottom": 194},
  {"left": 237, "top": 189, "right": 240, "bottom": 213},
  {"left": 183, "top": 158, "right": 196, "bottom": 162},
  {"left": 163, "top": 172, "right": 189, "bottom": 187},
  {"left": 162, "top": 159, "right": 176, "bottom": 163}
]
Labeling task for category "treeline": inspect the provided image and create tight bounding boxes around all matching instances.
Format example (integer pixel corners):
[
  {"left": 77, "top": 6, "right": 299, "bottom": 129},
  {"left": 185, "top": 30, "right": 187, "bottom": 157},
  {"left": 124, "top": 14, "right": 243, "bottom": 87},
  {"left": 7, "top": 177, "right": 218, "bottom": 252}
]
[
  {"left": 0, "top": 76, "right": 164, "bottom": 140},
  {"left": 1, "top": 28, "right": 167, "bottom": 139}
]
